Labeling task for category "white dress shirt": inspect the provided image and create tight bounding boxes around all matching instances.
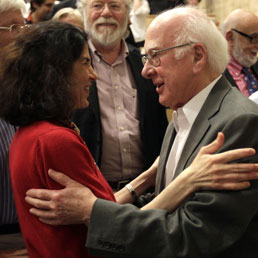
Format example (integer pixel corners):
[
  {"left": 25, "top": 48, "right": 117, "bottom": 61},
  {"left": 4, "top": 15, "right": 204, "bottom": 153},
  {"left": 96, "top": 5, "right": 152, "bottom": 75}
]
[{"left": 165, "top": 75, "right": 222, "bottom": 186}]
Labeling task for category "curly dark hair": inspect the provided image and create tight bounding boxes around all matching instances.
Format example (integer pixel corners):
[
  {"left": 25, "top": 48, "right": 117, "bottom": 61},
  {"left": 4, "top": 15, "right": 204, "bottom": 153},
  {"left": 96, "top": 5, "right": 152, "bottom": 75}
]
[{"left": 0, "top": 20, "right": 88, "bottom": 126}]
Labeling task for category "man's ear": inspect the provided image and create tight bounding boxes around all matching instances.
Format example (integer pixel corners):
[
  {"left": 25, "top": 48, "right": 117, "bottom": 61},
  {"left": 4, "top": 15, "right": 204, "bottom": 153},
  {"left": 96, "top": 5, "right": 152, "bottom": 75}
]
[
  {"left": 225, "top": 30, "right": 234, "bottom": 42},
  {"left": 192, "top": 43, "right": 206, "bottom": 74},
  {"left": 225, "top": 30, "right": 234, "bottom": 48}
]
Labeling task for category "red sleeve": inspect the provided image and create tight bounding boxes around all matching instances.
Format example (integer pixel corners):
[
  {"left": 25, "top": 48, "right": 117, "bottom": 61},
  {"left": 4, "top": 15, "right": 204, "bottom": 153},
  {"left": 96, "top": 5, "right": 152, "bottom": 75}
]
[
  {"left": 16, "top": 127, "right": 114, "bottom": 258},
  {"left": 36, "top": 127, "right": 115, "bottom": 201}
]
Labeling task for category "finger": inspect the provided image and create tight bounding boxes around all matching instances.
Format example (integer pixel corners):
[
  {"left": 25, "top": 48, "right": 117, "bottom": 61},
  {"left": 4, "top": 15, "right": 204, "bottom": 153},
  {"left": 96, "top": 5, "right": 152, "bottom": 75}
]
[
  {"left": 39, "top": 218, "right": 63, "bottom": 226},
  {"left": 25, "top": 196, "right": 52, "bottom": 210},
  {"left": 212, "top": 171, "right": 258, "bottom": 181},
  {"left": 208, "top": 181, "right": 251, "bottom": 191},
  {"left": 29, "top": 207, "right": 58, "bottom": 220},
  {"left": 26, "top": 189, "right": 52, "bottom": 201},
  {"left": 48, "top": 169, "right": 80, "bottom": 187},
  {"left": 199, "top": 132, "right": 224, "bottom": 155},
  {"left": 213, "top": 148, "right": 256, "bottom": 163},
  {"left": 219, "top": 163, "right": 258, "bottom": 173}
]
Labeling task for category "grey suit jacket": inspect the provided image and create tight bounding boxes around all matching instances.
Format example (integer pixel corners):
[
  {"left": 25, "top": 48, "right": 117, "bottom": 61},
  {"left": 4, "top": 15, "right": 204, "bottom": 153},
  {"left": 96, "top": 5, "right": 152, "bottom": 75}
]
[{"left": 87, "top": 76, "right": 258, "bottom": 258}]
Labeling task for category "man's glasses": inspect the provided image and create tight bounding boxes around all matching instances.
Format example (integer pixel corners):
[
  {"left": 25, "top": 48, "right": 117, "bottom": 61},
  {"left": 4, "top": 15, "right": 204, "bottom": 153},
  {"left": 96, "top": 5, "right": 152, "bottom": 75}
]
[
  {"left": 89, "top": 1, "right": 125, "bottom": 13},
  {"left": 141, "top": 42, "right": 195, "bottom": 67},
  {"left": 0, "top": 24, "right": 29, "bottom": 33},
  {"left": 232, "top": 29, "right": 258, "bottom": 44}
]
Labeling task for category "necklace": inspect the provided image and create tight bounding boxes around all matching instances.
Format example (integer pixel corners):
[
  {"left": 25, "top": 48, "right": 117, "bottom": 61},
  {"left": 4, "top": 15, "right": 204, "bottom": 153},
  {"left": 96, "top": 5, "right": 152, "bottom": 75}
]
[{"left": 69, "top": 121, "right": 80, "bottom": 135}]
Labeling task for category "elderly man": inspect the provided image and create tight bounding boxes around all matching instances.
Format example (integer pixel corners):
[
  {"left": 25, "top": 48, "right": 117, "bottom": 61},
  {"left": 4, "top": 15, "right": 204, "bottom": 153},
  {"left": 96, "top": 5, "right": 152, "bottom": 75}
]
[
  {"left": 0, "top": 0, "right": 27, "bottom": 256},
  {"left": 26, "top": 6, "right": 258, "bottom": 258},
  {"left": 72, "top": 0, "right": 168, "bottom": 190},
  {"left": 222, "top": 9, "right": 258, "bottom": 97}
]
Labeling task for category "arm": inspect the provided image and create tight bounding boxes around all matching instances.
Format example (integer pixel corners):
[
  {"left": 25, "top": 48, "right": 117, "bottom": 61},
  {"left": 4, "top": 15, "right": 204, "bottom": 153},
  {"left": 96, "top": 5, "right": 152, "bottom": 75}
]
[
  {"left": 143, "top": 132, "right": 257, "bottom": 211},
  {"left": 25, "top": 132, "right": 258, "bottom": 226},
  {"left": 87, "top": 114, "right": 258, "bottom": 258},
  {"left": 115, "top": 156, "right": 158, "bottom": 204}
]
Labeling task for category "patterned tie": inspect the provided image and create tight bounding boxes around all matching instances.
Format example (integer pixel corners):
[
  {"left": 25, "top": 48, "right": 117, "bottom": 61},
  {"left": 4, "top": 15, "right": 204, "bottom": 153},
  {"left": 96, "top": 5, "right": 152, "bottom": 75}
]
[{"left": 242, "top": 67, "right": 258, "bottom": 95}]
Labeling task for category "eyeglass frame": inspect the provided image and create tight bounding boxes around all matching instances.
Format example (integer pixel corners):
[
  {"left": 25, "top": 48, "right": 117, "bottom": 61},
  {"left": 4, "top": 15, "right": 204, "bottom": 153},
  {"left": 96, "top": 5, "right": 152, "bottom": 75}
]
[
  {"left": 141, "top": 42, "right": 195, "bottom": 67},
  {"left": 231, "top": 29, "right": 258, "bottom": 44},
  {"left": 0, "top": 24, "right": 29, "bottom": 33},
  {"left": 87, "top": 1, "right": 126, "bottom": 13}
]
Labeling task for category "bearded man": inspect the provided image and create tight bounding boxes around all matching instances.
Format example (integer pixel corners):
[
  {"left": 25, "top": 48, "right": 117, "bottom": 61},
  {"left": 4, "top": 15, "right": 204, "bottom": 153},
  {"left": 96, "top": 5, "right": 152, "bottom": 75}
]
[
  {"left": 72, "top": 0, "right": 168, "bottom": 191},
  {"left": 222, "top": 9, "right": 258, "bottom": 97}
]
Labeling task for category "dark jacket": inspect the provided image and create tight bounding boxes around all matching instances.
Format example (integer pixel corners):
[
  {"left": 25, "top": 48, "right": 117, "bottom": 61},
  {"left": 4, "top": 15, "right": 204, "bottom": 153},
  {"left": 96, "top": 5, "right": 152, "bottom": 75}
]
[{"left": 72, "top": 43, "right": 168, "bottom": 171}]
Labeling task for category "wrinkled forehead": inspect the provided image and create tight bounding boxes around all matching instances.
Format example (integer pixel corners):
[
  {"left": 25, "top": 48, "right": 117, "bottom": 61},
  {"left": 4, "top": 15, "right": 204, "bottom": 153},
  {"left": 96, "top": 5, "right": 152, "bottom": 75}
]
[
  {"left": 87, "top": 0, "right": 126, "bottom": 4},
  {"left": 0, "top": 9, "right": 24, "bottom": 26},
  {"left": 237, "top": 14, "right": 258, "bottom": 34},
  {"left": 144, "top": 18, "right": 176, "bottom": 53}
]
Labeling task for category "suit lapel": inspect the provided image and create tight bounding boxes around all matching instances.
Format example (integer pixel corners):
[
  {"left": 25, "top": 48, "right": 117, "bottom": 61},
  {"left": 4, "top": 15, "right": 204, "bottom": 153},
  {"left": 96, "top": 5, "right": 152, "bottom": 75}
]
[
  {"left": 173, "top": 76, "right": 232, "bottom": 179},
  {"left": 155, "top": 122, "right": 176, "bottom": 194}
]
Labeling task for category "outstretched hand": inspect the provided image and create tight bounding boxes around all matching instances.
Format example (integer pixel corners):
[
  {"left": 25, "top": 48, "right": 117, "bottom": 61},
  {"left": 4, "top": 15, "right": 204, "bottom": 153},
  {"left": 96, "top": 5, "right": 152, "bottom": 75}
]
[
  {"left": 25, "top": 169, "right": 97, "bottom": 226},
  {"left": 186, "top": 132, "right": 258, "bottom": 191}
]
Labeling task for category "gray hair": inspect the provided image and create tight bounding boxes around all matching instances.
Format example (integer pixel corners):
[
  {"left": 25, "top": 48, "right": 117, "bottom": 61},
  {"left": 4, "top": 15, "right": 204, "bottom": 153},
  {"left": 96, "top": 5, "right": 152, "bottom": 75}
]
[
  {"left": 52, "top": 7, "right": 83, "bottom": 21},
  {"left": 0, "top": 0, "right": 26, "bottom": 16},
  {"left": 76, "top": 0, "right": 132, "bottom": 18},
  {"left": 160, "top": 7, "right": 229, "bottom": 74}
]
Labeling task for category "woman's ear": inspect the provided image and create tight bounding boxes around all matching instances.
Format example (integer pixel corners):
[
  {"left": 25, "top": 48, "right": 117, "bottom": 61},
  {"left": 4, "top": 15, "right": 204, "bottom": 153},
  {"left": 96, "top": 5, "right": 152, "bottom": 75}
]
[{"left": 192, "top": 43, "right": 207, "bottom": 74}]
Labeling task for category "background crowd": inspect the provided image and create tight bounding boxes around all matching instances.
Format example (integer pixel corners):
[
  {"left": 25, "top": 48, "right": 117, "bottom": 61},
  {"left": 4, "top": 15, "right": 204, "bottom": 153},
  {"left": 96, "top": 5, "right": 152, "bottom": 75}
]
[{"left": 0, "top": 0, "right": 258, "bottom": 257}]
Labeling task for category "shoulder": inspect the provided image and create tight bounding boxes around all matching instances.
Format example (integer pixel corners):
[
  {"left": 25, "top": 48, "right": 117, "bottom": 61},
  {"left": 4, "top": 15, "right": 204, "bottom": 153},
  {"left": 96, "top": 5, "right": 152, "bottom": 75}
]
[
  {"left": 126, "top": 43, "right": 142, "bottom": 57},
  {"left": 19, "top": 121, "right": 84, "bottom": 147}
]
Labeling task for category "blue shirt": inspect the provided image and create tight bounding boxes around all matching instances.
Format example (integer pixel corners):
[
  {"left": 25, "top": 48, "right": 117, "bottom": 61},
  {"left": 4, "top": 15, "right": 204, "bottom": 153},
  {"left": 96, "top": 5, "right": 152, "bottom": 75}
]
[{"left": 0, "top": 119, "right": 17, "bottom": 225}]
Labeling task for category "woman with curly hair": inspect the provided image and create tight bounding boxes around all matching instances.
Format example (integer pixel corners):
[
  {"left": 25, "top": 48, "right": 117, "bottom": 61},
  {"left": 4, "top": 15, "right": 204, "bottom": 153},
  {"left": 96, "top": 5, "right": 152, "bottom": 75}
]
[{"left": 0, "top": 20, "right": 113, "bottom": 258}]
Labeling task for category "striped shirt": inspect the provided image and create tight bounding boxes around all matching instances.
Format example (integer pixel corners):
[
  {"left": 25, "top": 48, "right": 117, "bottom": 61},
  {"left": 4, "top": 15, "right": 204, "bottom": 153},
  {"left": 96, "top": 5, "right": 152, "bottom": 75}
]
[
  {"left": 227, "top": 58, "right": 249, "bottom": 96},
  {"left": 0, "top": 119, "right": 18, "bottom": 225}
]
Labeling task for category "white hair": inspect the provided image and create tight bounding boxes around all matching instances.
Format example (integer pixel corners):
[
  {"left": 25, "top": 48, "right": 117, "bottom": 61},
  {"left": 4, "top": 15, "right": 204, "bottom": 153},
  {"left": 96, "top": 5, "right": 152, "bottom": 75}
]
[
  {"left": 160, "top": 7, "right": 229, "bottom": 74},
  {"left": 0, "top": 0, "right": 26, "bottom": 16},
  {"left": 76, "top": 0, "right": 132, "bottom": 18},
  {"left": 52, "top": 7, "right": 83, "bottom": 21}
]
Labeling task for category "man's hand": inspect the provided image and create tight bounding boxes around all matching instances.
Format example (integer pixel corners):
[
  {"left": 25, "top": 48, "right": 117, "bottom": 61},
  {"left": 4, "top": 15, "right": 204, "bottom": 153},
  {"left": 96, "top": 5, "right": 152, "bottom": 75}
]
[
  {"left": 0, "top": 248, "right": 28, "bottom": 258},
  {"left": 25, "top": 169, "right": 97, "bottom": 226}
]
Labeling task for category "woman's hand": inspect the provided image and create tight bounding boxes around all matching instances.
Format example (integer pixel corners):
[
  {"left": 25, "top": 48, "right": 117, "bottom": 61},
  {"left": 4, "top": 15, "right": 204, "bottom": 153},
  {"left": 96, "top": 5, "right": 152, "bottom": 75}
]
[
  {"left": 142, "top": 132, "right": 258, "bottom": 211},
  {"left": 185, "top": 132, "right": 258, "bottom": 191}
]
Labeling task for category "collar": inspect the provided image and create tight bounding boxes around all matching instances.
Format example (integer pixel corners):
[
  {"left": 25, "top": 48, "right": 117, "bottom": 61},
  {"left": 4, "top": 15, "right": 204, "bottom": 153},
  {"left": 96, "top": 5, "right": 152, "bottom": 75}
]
[
  {"left": 88, "top": 38, "right": 129, "bottom": 64},
  {"left": 173, "top": 75, "right": 222, "bottom": 130},
  {"left": 227, "top": 57, "right": 244, "bottom": 76}
]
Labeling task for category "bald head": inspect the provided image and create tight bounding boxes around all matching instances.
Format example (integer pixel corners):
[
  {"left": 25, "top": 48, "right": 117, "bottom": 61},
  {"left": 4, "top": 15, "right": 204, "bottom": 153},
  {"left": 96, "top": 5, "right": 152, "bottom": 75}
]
[
  {"left": 222, "top": 9, "right": 258, "bottom": 67},
  {"left": 222, "top": 9, "right": 258, "bottom": 36},
  {"left": 146, "top": 6, "right": 228, "bottom": 74}
]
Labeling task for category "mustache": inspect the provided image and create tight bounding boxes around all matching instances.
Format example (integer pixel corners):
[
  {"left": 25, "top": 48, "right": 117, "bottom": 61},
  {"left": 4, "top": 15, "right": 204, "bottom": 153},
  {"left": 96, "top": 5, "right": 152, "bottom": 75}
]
[{"left": 93, "top": 17, "right": 119, "bottom": 27}]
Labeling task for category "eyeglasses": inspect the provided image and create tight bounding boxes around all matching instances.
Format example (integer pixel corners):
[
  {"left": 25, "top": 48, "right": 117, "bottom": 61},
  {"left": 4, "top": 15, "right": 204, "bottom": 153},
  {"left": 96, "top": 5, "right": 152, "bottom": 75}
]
[
  {"left": 89, "top": 1, "right": 125, "bottom": 13},
  {"left": 232, "top": 29, "right": 258, "bottom": 44},
  {"left": 141, "top": 42, "right": 195, "bottom": 67},
  {"left": 0, "top": 24, "right": 29, "bottom": 33}
]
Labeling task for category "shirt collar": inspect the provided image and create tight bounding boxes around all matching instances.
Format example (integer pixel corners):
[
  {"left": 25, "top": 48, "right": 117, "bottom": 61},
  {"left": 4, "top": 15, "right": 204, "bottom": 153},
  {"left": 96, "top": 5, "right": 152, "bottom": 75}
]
[
  {"left": 88, "top": 38, "right": 129, "bottom": 64},
  {"left": 227, "top": 57, "right": 244, "bottom": 75},
  {"left": 173, "top": 75, "right": 222, "bottom": 131}
]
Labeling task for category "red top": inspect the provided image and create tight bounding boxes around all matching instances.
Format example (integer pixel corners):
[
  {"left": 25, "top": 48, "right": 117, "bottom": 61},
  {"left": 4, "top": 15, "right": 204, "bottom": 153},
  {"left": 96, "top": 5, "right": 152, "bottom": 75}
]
[{"left": 9, "top": 121, "right": 115, "bottom": 258}]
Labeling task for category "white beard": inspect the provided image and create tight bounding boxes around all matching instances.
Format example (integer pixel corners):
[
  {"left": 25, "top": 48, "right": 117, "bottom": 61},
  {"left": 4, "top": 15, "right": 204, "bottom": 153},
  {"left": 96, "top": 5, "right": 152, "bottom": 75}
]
[
  {"left": 233, "top": 39, "right": 258, "bottom": 67},
  {"left": 85, "top": 16, "right": 128, "bottom": 47}
]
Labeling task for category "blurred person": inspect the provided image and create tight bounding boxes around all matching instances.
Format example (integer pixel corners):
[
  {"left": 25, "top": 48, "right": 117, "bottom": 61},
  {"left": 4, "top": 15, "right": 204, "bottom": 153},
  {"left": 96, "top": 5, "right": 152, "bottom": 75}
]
[
  {"left": 74, "top": 0, "right": 168, "bottom": 191},
  {"left": 222, "top": 9, "right": 258, "bottom": 97},
  {"left": 25, "top": 6, "right": 258, "bottom": 258},
  {"left": 129, "top": 0, "right": 150, "bottom": 48},
  {"left": 47, "top": 0, "right": 77, "bottom": 19},
  {"left": 147, "top": 0, "right": 183, "bottom": 14},
  {"left": 52, "top": 7, "right": 84, "bottom": 29},
  {"left": 26, "top": 0, "right": 55, "bottom": 24},
  {"left": 0, "top": 0, "right": 27, "bottom": 257},
  {"left": 184, "top": 0, "right": 201, "bottom": 6}
]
